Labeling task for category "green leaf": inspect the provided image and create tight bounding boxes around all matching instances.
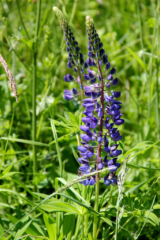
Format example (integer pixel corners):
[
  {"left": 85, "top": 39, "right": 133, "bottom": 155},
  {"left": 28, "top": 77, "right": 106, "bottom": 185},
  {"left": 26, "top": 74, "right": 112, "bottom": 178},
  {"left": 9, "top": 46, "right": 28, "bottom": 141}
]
[
  {"left": 0, "top": 217, "right": 4, "bottom": 235},
  {"left": 126, "top": 176, "right": 155, "bottom": 194},
  {"left": 121, "top": 140, "right": 160, "bottom": 162},
  {"left": 49, "top": 132, "right": 75, "bottom": 145},
  {"left": 126, "top": 46, "right": 146, "bottom": 70},
  {"left": 43, "top": 214, "right": 56, "bottom": 240},
  {"left": 50, "top": 119, "right": 62, "bottom": 177},
  {"left": 71, "top": 147, "right": 80, "bottom": 165},
  {"left": 1, "top": 137, "right": 49, "bottom": 147},
  {"left": 144, "top": 211, "right": 159, "bottom": 226},
  {"left": 100, "top": 217, "right": 112, "bottom": 227},
  {"left": 127, "top": 163, "right": 160, "bottom": 171},
  {"left": 14, "top": 219, "right": 32, "bottom": 239},
  {"left": 88, "top": 233, "right": 93, "bottom": 240},
  {"left": 63, "top": 214, "right": 76, "bottom": 236},
  {"left": 153, "top": 204, "right": 160, "bottom": 209},
  {"left": 57, "top": 178, "right": 88, "bottom": 204},
  {"left": 7, "top": 214, "right": 45, "bottom": 237},
  {"left": 39, "top": 200, "right": 81, "bottom": 214}
]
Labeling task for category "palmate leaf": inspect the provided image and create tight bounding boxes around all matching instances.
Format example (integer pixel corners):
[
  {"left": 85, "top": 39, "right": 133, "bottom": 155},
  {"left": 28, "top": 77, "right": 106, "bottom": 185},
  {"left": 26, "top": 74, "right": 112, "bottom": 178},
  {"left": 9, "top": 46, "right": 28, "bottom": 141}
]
[{"left": 51, "top": 111, "right": 82, "bottom": 131}]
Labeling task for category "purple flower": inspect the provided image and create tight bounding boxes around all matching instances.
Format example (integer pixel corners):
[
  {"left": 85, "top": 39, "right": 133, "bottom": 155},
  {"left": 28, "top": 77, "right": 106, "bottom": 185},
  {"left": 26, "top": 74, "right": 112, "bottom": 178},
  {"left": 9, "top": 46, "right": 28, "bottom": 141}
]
[
  {"left": 54, "top": 10, "right": 125, "bottom": 187},
  {"left": 64, "top": 90, "right": 74, "bottom": 101},
  {"left": 79, "top": 164, "right": 90, "bottom": 172},
  {"left": 77, "top": 146, "right": 88, "bottom": 153},
  {"left": 104, "top": 178, "right": 111, "bottom": 186},
  {"left": 89, "top": 177, "right": 96, "bottom": 185}
]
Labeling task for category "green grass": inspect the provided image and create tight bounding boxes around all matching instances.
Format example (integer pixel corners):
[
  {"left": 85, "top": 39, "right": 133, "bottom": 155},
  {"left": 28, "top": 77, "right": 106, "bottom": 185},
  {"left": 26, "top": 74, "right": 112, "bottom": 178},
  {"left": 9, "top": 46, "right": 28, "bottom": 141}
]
[{"left": 0, "top": 0, "right": 160, "bottom": 239}]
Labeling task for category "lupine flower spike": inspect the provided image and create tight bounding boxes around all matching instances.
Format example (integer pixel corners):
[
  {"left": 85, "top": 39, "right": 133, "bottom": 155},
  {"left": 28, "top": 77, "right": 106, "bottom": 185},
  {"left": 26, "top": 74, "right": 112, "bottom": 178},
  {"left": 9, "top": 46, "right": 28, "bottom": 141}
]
[
  {"left": 53, "top": 9, "right": 124, "bottom": 187},
  {"left": 53, "top": 7, "right": 84, "bottom": 100}
]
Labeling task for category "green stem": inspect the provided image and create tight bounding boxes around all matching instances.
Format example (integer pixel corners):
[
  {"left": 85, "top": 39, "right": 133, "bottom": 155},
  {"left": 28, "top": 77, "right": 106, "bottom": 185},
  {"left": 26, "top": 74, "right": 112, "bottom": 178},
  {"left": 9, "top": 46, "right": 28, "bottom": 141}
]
[
  {"left": 16, "top": 0, "right": 30, "bottom": 39},
  {"left": 136, "top": 0, "right": 148, "bottom": 116},
  {"left": 156, "top": 2, "right": 160, "bottom": 139},
  {"left": 74, "top": 215, "right": 82, "bottom": 238},
  {"left": 84, "top": 214, "right": 89, "bottom": 237},
  {"left": 115, "top": 193, "right": 120, "bottom": 240},
  {"left": 93, "top": 180, "right": 99, "bottom": 239},
  {"left": 96, "top": 187, "right": 113, "bottom": 238},
  {"left": 32, "top": 0, "right": 41, "bottom": 190}
]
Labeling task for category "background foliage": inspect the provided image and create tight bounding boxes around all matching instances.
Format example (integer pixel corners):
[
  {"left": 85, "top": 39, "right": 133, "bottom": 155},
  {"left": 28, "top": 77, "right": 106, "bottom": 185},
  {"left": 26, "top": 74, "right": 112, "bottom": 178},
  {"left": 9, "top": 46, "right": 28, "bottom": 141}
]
[{"left": 0, "top": 0, "right": 160, "bottom": 239}]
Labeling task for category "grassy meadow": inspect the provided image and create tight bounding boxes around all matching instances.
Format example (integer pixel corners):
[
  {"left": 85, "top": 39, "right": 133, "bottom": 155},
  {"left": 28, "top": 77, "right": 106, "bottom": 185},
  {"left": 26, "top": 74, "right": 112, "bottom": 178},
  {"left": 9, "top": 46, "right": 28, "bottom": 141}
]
[{"left": 0, "top": 0, "right": 160, "bottom": 239}]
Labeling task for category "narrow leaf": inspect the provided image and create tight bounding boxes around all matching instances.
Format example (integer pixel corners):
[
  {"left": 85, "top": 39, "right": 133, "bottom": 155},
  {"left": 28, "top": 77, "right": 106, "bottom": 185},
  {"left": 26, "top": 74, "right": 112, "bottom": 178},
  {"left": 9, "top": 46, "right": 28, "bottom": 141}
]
[
  {"left": 1, "top": 137, "right": 49, "bottom": 147},
  {"left": 43, "top": 214, "right": 56, "bottom": 240},
  {"left": 126, "top": 46, "right": 146, "bottom": 70}
]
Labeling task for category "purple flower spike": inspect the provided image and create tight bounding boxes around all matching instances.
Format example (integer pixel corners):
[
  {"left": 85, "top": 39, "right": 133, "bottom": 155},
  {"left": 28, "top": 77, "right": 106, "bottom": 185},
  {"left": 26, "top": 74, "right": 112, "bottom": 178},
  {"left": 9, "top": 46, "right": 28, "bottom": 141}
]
[{"left": 54, "top": 10, "right": 125, "bottom": 187}]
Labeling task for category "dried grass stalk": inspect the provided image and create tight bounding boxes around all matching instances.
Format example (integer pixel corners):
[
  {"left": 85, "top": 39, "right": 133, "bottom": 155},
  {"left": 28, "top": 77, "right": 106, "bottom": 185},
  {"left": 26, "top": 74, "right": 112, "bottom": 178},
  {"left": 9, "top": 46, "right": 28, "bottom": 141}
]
[{"left": 0, "top": 54, "right": 18, "bottom": 102}]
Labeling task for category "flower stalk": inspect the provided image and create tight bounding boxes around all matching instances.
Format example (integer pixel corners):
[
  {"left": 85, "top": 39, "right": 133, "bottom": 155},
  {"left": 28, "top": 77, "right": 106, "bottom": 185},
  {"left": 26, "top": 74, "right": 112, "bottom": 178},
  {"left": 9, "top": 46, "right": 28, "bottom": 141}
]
[{"left": 53, "top": 8, "right": 124, "bottom": 239}]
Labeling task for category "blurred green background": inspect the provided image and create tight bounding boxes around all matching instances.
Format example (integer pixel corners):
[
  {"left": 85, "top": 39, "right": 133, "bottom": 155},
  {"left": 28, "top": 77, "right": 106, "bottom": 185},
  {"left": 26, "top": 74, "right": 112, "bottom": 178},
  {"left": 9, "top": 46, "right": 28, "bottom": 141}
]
[{"left": 0, "top": 0, "right": 160, "bottom": 239}]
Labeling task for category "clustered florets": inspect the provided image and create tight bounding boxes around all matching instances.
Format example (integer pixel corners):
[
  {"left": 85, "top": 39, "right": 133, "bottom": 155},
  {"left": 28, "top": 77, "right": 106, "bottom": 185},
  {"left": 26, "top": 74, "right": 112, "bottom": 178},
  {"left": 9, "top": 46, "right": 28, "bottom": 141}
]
[{"left": 53, "top": 8, "right": 124, "bottom": 187}]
